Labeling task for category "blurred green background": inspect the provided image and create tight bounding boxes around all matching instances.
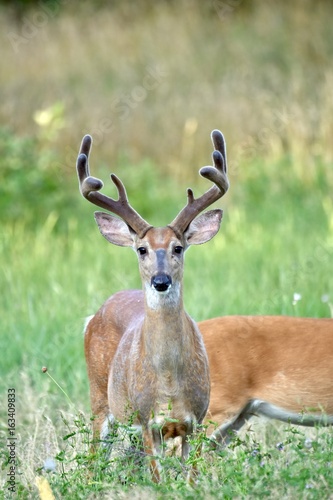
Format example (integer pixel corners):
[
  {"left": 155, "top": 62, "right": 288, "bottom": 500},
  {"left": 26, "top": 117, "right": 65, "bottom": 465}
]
[{"left": 0, "top": 0, "right": 332, "bottom": 469}]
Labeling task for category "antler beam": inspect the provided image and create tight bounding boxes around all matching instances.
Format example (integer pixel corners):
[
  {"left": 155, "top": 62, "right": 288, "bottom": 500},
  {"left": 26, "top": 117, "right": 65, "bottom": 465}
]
[
  {"left": 169, "top": 130, "right": 229, "bottom": 235},
  {"left": 76, "top": 135, "right": 152, "bottom": 238}
]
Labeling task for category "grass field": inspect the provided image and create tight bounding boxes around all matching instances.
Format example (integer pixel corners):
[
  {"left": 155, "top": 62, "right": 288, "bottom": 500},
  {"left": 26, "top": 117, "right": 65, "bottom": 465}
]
[{"left": 1, "top": 1, "right": 333, "bottom": 498}]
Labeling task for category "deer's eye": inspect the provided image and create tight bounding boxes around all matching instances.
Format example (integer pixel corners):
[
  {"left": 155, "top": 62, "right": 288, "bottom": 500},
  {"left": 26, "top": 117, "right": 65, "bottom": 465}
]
[
  {"left": 174, "top": 246, "right": 183, "bottom": 255},
  {"left": 137, "top": 247, "right": 147, "bottom": 256}
]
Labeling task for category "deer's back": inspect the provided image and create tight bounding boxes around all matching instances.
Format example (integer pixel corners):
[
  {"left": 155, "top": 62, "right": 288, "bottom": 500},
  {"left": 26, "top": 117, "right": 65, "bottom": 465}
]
[{"left": 199, "top": 315, "right": 333, "bottom": 422}]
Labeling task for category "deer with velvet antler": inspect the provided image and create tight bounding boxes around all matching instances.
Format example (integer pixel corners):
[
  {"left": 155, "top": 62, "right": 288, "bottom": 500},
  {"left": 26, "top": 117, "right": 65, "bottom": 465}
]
[{"left": 77, "top": 130, "right": 229, "bottom": 481}]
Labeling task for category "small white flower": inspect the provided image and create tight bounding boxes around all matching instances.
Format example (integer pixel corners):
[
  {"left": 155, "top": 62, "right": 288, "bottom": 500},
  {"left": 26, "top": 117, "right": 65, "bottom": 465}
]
[
  {"left": 43, "top": 457, "right": 56, "bottom": 472},
  {"left": 304, "top": 438, "right": 312, "bottom": 449},
  {"left": 321, "top": 294, "right": 330, "bottom": 303},
  {"left": 292, "top": 292, "right": 302, "bottom": 305}
]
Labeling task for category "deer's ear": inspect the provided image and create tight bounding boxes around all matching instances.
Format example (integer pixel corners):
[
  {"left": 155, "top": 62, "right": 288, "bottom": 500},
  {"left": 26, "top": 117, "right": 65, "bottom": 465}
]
[
  {"left": 94, "top": 212, "right": 135, "bottom": 247},
  {"left": 184, "top": 209, "right": 223, "bottom": 246}
]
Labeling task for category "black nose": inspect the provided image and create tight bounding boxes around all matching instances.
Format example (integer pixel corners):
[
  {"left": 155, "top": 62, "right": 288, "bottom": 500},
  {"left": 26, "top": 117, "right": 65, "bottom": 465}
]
[{"left": 151, "top": 274, "right": 172, "bottom": 292}]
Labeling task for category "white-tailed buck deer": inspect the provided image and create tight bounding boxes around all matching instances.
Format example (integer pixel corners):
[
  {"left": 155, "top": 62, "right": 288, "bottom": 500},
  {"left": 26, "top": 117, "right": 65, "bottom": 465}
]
[{"left": 77, "top": 130, "right": 229, "bottom": 480}]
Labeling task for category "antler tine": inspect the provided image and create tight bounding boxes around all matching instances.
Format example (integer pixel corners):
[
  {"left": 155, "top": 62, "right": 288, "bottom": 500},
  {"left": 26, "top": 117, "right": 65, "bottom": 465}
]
[
  {"left": 77, "top": 135, "right": 104, "bottom": 197},
  {"left": 169, "top": 129, "right": 229, "bottom": 235},
  {"left": 76, "top": 135, "right": 152, "bottom": 238}
]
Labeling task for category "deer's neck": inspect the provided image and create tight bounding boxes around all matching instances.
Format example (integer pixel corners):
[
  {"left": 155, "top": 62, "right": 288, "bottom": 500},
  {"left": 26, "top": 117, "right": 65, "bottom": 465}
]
[{"left": 142, "top": 282, "right": 193, "bottom": 371}]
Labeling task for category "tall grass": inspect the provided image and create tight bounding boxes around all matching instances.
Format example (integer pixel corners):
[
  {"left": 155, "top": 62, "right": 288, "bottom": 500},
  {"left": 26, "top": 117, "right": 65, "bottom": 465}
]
[
  {"left": 1, "top": 150, "right": 332, "bottom": 495},
  {"left": 1, "top": 1, "right": 333, "bottom": 497},
  {"left": 1, "top": 0, "right": 333, "bottom": 176}
]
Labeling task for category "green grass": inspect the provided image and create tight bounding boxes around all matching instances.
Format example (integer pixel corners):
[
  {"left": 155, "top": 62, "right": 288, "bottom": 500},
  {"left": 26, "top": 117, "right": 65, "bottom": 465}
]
[
  {"left": 1, "top": 148, "right": 332, "bottom": 497},
  {"left": 1, "top": 1, "right": 333, "bottom": 498}
]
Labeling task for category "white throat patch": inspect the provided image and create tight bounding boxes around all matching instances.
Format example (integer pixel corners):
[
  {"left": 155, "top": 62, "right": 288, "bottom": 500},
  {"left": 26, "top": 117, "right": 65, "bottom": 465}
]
[{"left": 145, "top": 282, "right": 181, "bottom": 310}]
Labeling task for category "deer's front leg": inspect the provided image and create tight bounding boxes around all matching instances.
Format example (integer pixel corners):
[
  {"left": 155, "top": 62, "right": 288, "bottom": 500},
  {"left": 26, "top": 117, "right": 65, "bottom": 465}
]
[
  {"left": 142, "top": 426, "right": 163, "bottom": 483},
  {"left": 180, "top": 421, "right": 203, "bottom": 484}
]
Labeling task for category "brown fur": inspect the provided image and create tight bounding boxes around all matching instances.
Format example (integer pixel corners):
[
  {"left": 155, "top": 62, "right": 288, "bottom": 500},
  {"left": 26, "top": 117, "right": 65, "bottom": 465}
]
[{"left": 86, "top": 290, "right": 333, "bottom": 450}]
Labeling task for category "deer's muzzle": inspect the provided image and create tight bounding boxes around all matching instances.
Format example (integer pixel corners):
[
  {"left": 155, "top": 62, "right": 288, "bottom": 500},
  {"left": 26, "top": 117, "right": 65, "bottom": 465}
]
[{"left": 151, "top": 274, "right": 172, "bottom": 292}]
